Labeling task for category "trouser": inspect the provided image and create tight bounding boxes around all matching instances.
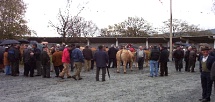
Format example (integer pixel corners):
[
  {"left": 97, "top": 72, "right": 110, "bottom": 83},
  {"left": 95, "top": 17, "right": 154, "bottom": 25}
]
[
  {"left": 15, "top": 61, "right": 19, "bottom": 74},
  {"left": 42, "top": 64, "right": 50, "bottom": 77},
  {"left": 185, "top": 60, "right": 189, "bottom": 71},
  {"left": 201, "top": 72, "right": 213, "bottom": 101},
  {"left": 138, "top": 57, "right": 144, "bottom": 70},
  {"left": 91, "top": 60, "right": 94, "bottom": 70},
  {"left": 24, "top": 62, "right": 34, "bottom": 77},
  {"left": 59, "top": 63, "right": 71, "bottom": 77},
  {"left": 5, "top": 65, "right": 11, "bottom": 75},
  {"left": 84, "top": 59, "right": 91, "bottom": 71},
  {"left": 71, "top": 60, "right": 74, "bottom": 71},
  {"left": 73, "top": 62, "right": 82, "bottom": 79},
  {"left": 36, "top": 61, "right": 42, "bottom": 75},
  {"left": 54, "top": 65, "right": 63, "bottom": 76},
  {"left": 96, "top": 67, "right": 106, "bottom": 81},
  {"left": 11, "top": 61, "right": 18, "bottom": 76},
  {"left": 108, "top": 58, "right": 116, "bottom": 68},
  {"left": 188, "top": 60, "right": 196, "bottom": 72},
  {"left": 160, "top": 62, "right": 168, "bottom": 76},
  {"left": 24, "top": 63, "right": 28, "bottom": 76},
  {"left": 149, "top": 60, "right": 158, "bottom": 77},
  {"left": 175, "top": 58, "right": 182, "bottom": 71}
]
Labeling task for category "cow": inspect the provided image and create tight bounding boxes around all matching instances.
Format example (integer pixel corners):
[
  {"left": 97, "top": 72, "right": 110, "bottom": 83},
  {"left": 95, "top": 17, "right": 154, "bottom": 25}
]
[{"left": 116, "top": 48, "right": 134, "bottom": 73}]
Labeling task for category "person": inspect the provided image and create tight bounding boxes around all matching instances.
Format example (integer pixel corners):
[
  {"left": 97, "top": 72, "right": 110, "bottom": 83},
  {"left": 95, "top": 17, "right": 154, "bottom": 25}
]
[
  {"left": 136, "top": 46, "right": 145, "bottom": 70},
  {"left": 159, "top": 46, "right": 169, "bottom": 76},
  {"left": 41, "top": 46, "right": 51, "bottom": 78},
  {"left": 23, "top": 44, "right": 29, "bottom": 76},
  {"left": 69, "top": 43, "right": 76, "bottom": 72},
  {"left": 108, "top": 44, "right": 117, "bottom": 68},
  {"left": 199, "top": 46, "right": 215, "bottom": 102},
  {"left": 32, "top": 43, "right": 42, "bottom": 76},
  {"left": 184, "top": 46, "right": 190, "bottom": 71},
  {"left": 52, "top": 47, "right": 63, "bottom": 77},
  {"left": 71, "top": 44, "right": 84, "bottom": 80},
  {"left": 59, "top": 45, "right": 72, "bottom": 79},
  {"left": 173, "top": 46, "right": 184, "bottom": 72},
  {"left": 94, "top": 45, "right": 108, "bottom": 81},
  {"left": 149, "top": 45, "right": 160, "bottom": 77},
  {"left": 3, "top": 47, "right": 10, "bottom": 75},
  {"left": 0, "top": 46, "right": 4, "bottom": 73},
  {"left": 8, "top": 44, "right": 20, "bottom": 76},
  {"left": 188, "top": 46, "right": 197, "bottom": 72},
  {"left": 82, "top": 45, "right": 93, "bottom": 72},
  {"left": 23, "top": 46, "right": 35, "bottom": 77}
]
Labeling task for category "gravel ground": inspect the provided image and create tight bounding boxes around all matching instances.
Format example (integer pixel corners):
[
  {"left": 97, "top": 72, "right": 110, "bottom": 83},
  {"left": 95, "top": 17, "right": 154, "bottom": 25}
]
[{"left": 0, "top": 62, "right": 215, "bottom": 102}]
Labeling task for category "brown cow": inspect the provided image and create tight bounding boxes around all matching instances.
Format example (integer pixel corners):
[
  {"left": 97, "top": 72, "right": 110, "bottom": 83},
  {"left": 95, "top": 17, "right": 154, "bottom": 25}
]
[{"left": 116, "top": 48, "right": 134, "bottom": 73}]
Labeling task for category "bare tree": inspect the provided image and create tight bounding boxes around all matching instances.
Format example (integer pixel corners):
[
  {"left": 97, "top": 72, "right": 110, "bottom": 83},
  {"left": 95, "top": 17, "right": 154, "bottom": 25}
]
[{"left": 49, "top": 0, "right": 88, "bottom": 43}]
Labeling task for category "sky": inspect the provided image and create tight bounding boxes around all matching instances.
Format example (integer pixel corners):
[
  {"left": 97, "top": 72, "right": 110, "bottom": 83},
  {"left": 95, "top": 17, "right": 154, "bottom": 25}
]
[{"left": 24, "top": 0, "right": 215, "bottom": 37}]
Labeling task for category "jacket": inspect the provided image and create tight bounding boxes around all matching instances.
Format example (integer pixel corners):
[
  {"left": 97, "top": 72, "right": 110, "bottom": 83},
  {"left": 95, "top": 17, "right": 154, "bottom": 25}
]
[
  {"left": 23, "top": 48, "right": 31, "bottom": 63},
  {"left": 184, "top": 50, "right": 190, "bottom": 61},
  {"left": 62, "top": 48, "right": 70, "bottom": 63},
  {"left": 41, "top": 51, "right": 50, "bottom": 65},
  {"left": 8, "top": 46, "right": 20, "bottom": 61},
  {"left": 3, "top": 52, "right": 9, "bottom": 66},
  {"left": 72, "top": 48, "right": 84, "bottom": 62},
  {"left": 108, "top": 47, "right": 118, "bottom": 59},
  {"left": 159, "top": 48, "right": 169, "bottom": 62},
  {"left": 52, "top": 51, "right": 63, "bottom": 66},
  {"left": 136, "top": 49, "right": 146, "bottom": 59},
  {"left": 94, "top": 50, "right": 109, "bottom": 67},
  {"left": 33, "top": 48, "right": 41, "bottom": 61},
  {"left": 200, "top": 55, "right": 215, "bottom": 72},
  {"left": 82, "top": 48, "right": 93, "bottom": 60},
  {"left": 149, "top": 48, "right": 160, "bottom": 61},
  {"left": 173, "top": 49, "right": 184, "bottom": 59}
]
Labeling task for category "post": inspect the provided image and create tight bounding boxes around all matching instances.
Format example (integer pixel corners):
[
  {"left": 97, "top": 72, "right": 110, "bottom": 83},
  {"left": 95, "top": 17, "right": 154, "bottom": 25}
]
[
  {"left": 146, "top": 38, "right": 149, "bottom": 49},
  {"left": 87, "top": 39, "right": 90, "bottom": 46},
  {"left": 214, "top": 40, "right": 215, "bottom": 49},
  {"left": 116, "top": 38, "right": 118, "bottom": 47},
  {"left": 186, "top": 39, "right": 189, "bottom": 44},
  {"left": 169, "top": 0, "right": 173, "bottom": 61},
  {"left": 167, "top": 41, "right": 170, "bottom": 47}
]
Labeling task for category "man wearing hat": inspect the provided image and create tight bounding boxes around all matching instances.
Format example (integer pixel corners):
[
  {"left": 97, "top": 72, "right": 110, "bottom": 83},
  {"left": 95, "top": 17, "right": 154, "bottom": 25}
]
[{"left": 199, "top": 46, "right": 215, "bottom": 102}]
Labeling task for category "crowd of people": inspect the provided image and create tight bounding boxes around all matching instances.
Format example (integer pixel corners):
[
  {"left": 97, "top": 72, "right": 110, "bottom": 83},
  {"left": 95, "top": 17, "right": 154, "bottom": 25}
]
[{"left": 0, "top": 43, "right": 215, "bottom": 102}]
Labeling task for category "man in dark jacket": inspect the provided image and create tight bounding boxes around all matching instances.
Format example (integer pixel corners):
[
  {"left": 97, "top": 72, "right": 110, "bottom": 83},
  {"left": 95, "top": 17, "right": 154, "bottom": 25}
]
[
  {"left": 108, "top": 44, "right": 118, "bottom": 68},
  {"left": 149, "top": 46, "right": 160, "bottom": 77},
  {"left": 184, "top": 47, "right": 190, "bottom": 71},
  {"left": 82, "top": 45, "right": 93, "bottom": 71},
  {"left": 41, "top": 46, "right": 50, "bottom": 78},
  {"left": 94, "top": 45, "right": 109, "bottom": 81},
  {"left": 23, "top": 46, "right": 35, "bottom": 77},
  {"left": 8, "top": 44, "right": 20, "bottom": 76},
  {"left": 159, "top": 46, "right": 169, "bottom": 76},
  {"left": 32, "top": 43, "right": 42, "bottom": 76},
  {"left": 199, "top": 46, "right": 215, "bottom": 102},
  {"left": 173, "top": 46, "right": 184, "bottom": 72},
  {"left": 71, "top": 45, "right": 84, "bottom": 80}
]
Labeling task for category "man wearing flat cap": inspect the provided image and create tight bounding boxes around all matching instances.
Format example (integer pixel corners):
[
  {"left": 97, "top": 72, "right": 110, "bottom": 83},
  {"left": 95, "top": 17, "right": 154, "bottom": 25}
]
[{"left": 199, "top": 46, "right": 215, "bottom": 102}]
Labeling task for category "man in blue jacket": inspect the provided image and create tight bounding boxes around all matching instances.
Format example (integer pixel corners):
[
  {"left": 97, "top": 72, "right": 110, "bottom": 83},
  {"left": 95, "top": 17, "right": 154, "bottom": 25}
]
[
  {"left": 199, "top": 46, "right": 215, "bottom": 102},
  {"left": 71, "top": 44, "right": 84, "bottom": 80},
  {"left": 94, "top": 45, "right": 108, "bottom": 81}
]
